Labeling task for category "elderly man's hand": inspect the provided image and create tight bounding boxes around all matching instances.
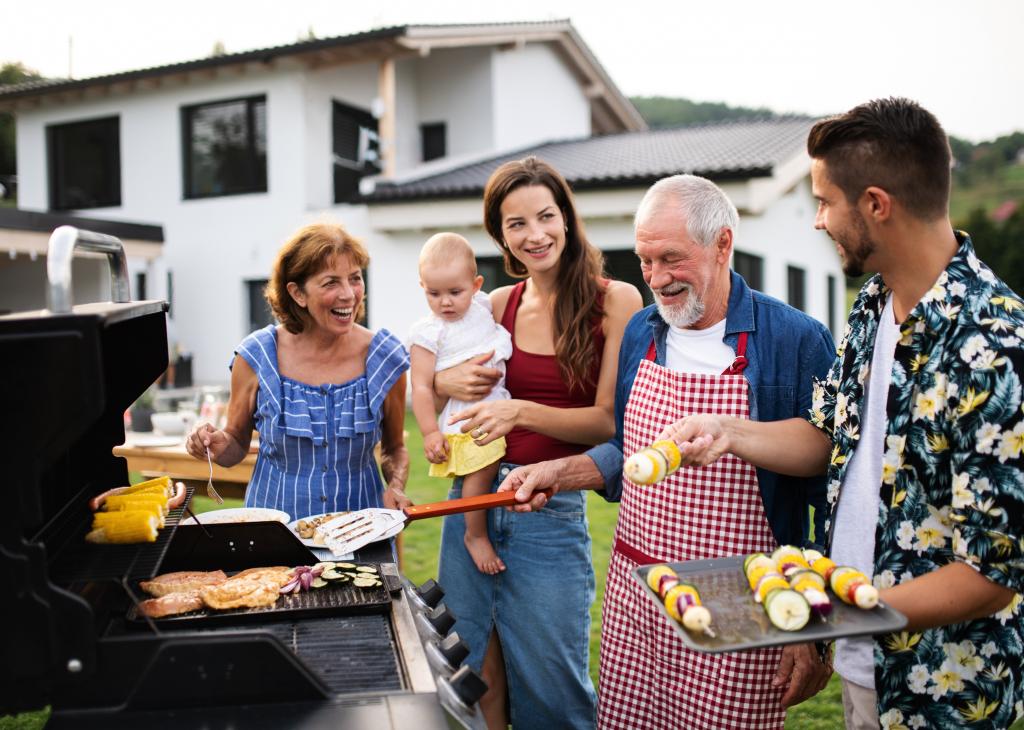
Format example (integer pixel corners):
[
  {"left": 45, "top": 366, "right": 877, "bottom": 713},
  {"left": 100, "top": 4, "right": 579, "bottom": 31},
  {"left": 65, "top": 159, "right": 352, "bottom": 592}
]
[
  {"left": 496, "top": 460, "right": 563, "bottom": 512},
  {"left": 657, "top": 414, "right": 732, "bottom": 466},
  {"left": 773, "top": 642, "right": 832, "bottom": 708}
]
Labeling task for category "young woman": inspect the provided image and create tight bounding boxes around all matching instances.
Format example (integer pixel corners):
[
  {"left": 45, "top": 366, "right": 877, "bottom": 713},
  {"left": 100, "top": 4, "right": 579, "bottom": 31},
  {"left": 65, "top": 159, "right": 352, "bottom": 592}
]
[{"left": 434, "top": 157, "right": 642, "bottom": 729}]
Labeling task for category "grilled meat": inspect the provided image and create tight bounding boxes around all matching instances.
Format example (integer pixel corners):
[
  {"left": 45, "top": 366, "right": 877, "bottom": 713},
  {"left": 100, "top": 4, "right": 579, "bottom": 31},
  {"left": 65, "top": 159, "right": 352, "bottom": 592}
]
[
  {"left": 138, "top": 590, "right": 204, "bottom": 618},
  {"left": 201, "top": 577, "right": 282, "bottom": 610},
  {"left": 139, "top": 570, "right": 228, "bottom": 597}
]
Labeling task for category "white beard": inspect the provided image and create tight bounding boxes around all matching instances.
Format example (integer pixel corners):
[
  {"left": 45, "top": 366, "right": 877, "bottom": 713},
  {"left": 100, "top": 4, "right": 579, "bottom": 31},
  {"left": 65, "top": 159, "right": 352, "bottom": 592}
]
[{"left": 654, "top": 284, "right": 705, "bottom": 328}]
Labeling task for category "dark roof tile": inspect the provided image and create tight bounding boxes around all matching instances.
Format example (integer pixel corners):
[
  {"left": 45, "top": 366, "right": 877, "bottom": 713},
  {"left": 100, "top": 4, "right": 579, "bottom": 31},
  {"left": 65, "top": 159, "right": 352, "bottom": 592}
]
[{"left": 364, "top": 116, "right": 815, "bottom": 202}]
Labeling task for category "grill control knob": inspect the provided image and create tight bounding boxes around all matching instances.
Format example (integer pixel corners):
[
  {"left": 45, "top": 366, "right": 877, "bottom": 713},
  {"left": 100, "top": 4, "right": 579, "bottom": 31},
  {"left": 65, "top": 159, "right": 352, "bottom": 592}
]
[
  {"left": 415, "top": 578, "right": 445, "bottom": 608},
  {"left": 438, "top": 632, "right": 470, "bottom": 668},
  {"left": 448, "top": 665, "right": 488, "bottom": 707},
  {"left": 425, "top": 602, "right": 457, "bottom": 637}
]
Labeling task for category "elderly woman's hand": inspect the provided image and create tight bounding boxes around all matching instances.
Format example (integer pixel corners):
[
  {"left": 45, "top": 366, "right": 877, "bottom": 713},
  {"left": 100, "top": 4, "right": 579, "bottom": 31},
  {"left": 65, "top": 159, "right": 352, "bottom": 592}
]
[
  {"left": 185, "top": 422, "right": 232, "bottom": 462},
  {"left": 434, "top": 351, "right": 502, "bottom": 403},
  {"left": 383, "top": 485, "right": 413, "bottom": 511},
  {"left": 448, "top": 400, "right": 524, "bottom": 446}
]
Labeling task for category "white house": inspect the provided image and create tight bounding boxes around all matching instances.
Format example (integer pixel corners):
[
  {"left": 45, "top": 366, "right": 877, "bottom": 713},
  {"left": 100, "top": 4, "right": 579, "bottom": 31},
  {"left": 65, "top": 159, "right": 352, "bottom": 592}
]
[{"left": 0, "top": 20, "right": 842, "bottom": 385}]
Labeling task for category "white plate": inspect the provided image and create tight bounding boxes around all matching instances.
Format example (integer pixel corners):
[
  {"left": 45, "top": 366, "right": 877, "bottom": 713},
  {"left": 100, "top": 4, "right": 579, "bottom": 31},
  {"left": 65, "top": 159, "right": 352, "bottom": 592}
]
[
  {"left": 287, "top": 512, "right": 352, "bottom": 547},
  {"left": 180, "top": 507, "right": 290, "bottom": 525}
]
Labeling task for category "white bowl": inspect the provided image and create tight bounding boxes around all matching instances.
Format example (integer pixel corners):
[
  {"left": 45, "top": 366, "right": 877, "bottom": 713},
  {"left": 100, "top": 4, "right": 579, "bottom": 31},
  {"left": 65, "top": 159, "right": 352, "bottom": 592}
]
[{"left": 151, "top": 411, "right": 194, "bottom": 436}]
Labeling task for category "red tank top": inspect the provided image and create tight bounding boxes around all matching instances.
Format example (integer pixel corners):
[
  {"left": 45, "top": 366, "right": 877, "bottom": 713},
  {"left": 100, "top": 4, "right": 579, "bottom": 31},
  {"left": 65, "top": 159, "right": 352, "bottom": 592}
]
[{"left": 500, "top": 280, "right": 605, "bottom": 465}]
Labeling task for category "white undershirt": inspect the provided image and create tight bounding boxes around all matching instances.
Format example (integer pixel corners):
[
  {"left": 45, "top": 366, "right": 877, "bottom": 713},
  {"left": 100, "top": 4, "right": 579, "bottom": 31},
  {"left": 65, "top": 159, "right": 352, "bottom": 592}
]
[
  {"left": 831, "top": 295, "right": 900, "bottom": 689},
  {"left": 665, "top": 319, "right": 735, "bottom": 374}
]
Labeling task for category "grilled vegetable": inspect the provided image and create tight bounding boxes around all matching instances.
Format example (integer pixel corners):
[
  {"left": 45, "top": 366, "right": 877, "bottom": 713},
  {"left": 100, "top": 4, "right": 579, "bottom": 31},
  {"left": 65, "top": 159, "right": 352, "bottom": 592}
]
[
  {"left": 830, "top": 567, "right": 879, "bottom": 609},
  {"left": 624, "top": 440, "right": 683, "bottom": 485},
  {"left": 764, "top": 588, "right": 811, "bottom": 630},
  {"left": 663, "top": 583, "right": 712, "bottom": 632},
  {"left": 646, "top": 565, "right": 680, "bottom": 595}
]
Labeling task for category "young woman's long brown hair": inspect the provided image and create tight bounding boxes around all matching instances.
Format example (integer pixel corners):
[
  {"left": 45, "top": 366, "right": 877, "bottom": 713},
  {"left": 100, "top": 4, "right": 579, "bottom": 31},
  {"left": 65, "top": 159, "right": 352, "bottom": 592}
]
[{"left": 483, "top": 157, "right": 606, "bottom": 393}]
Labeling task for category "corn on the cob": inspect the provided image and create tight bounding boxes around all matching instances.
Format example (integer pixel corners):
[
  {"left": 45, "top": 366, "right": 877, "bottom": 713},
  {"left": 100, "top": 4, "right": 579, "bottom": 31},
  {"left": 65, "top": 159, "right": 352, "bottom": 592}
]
[{"left": 85, "top": 512, "right": 159, "bottom": 543}]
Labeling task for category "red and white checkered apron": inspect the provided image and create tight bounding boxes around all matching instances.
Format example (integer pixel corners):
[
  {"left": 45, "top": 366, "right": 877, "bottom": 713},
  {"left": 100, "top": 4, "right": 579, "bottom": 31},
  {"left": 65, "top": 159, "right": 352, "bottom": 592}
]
[{"left": 598, "top": 334, "right": 786, "bottom": 729}]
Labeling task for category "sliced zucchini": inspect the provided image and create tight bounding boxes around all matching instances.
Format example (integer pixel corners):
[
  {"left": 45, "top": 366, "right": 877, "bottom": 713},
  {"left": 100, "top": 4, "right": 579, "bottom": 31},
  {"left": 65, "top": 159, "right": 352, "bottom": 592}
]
[
  {"left": 310, "top": 578, "right": 327, "bottom": 589},
  {"left": 320, "top": 569, "right": 344, "bottom": 581}
]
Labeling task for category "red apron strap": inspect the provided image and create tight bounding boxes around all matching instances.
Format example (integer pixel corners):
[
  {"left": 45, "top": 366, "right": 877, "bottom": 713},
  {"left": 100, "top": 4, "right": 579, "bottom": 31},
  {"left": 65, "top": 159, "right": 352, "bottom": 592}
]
[
  {"left": 649, "top": 332, "right": 747, "bottom": 372},
  {"left": 644, "top": 339, "right": 657, "bottom": 361},
  {"left": 613, "top": 536, "right": 659, "bottom": 565},
  {"left": 722, "top": 331, "right": 748, "bottom": 375}
]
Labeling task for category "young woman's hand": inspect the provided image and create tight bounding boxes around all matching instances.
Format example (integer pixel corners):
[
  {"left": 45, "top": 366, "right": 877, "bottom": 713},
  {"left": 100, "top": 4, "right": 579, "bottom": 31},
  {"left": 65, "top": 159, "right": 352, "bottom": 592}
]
[
  {"left": 434, "top": 352, "right": 502, "bottom": 402},
  {"left": 448, "top": 400, "right": 524, "bottom": 446}
]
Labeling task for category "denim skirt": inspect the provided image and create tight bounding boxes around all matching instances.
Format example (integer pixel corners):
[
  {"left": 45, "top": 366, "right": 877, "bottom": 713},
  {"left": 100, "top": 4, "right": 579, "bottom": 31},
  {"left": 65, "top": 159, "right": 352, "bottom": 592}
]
[{"left": 437, "top": 462, "right": 598, "bottom": 729}]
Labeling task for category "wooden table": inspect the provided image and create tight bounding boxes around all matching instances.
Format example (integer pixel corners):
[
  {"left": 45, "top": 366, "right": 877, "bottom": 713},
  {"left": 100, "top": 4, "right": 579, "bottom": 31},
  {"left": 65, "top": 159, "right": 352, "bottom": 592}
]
[{"left": 114, "top": 435, "right": 256, "bottom": 500}]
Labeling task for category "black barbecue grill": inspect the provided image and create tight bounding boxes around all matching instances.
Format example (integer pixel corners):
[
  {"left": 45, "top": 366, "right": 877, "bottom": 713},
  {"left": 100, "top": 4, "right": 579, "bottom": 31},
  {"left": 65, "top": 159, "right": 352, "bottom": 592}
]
[{"left": 0, "top": 227, "right": 487, "bottom": 728}]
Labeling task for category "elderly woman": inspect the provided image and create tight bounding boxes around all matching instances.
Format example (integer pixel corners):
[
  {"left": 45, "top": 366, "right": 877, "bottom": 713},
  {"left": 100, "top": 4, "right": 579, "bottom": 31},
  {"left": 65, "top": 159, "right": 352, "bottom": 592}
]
[{"left": 186, "top": 222, "right": 411, "bottom": 518}]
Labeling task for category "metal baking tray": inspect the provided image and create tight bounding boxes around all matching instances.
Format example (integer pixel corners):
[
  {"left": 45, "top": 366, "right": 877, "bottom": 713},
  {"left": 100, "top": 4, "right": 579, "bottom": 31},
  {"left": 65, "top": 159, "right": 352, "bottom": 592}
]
[{"left": 632, "top": 555, "right": 907, "bottom": 654}]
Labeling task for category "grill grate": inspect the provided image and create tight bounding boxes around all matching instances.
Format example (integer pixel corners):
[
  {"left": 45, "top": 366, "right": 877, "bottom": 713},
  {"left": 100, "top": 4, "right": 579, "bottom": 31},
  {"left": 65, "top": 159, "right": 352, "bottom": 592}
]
[
  {"left": 190, "top": 614, "right": 403, "bottom": 694},
  {"left": 45, "top": 485, "right": 194, "bottom": 584},
  {"left": 128, "top": 567, "right": 391, "bottom": 625}
]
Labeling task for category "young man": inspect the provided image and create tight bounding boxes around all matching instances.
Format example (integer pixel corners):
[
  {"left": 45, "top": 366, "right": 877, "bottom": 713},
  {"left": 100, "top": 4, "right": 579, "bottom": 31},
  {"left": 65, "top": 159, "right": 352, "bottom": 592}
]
[{"left": 656, "top": 98, "right": 1024, "bottom": 729}]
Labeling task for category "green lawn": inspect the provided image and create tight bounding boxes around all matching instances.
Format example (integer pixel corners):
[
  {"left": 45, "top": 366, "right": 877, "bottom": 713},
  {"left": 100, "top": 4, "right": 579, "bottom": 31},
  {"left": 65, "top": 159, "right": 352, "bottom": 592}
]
[
  {"left": 397, "top": 412, "right": 847, "bottom": 729},
  {"left": 7, "top": 413, "right": 1019, "bottom": 730}
]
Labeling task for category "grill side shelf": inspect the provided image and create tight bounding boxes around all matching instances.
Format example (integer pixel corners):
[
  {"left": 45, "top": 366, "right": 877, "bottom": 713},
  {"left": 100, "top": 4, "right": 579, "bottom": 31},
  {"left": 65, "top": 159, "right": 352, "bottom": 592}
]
[{"left": 46, "top": 485, "right": 195, "bottom": 584}]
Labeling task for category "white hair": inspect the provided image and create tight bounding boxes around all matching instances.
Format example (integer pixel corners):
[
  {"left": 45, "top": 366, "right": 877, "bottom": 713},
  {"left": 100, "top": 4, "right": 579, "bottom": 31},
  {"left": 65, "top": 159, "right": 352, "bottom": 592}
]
[{"left": 634, "top": 174, "right": 739, "bottom": 247}]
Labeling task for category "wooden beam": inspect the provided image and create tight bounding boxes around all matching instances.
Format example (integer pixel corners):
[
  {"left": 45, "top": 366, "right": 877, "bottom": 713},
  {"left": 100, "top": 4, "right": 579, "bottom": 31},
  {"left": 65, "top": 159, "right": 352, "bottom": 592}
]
[{"left": 377, "top": 57, "right": 396, "bottom": 178}]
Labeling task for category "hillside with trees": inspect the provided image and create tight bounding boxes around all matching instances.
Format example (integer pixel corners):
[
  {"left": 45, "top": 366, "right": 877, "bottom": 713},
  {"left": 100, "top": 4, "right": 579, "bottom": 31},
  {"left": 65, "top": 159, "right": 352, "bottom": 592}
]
[{"left": 630, "top": 96, "right": 1024, "bottom": 294}]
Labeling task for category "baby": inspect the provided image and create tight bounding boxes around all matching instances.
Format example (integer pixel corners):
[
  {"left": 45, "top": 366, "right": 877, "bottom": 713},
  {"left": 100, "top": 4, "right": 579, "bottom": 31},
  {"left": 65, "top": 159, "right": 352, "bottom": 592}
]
[{"left": 408, "top": 233, "right": 513, "bottom": 574}]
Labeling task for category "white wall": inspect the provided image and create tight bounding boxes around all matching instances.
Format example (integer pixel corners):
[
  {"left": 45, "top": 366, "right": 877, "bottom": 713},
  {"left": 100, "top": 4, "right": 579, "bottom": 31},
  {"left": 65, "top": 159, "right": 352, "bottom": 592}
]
[
  {"left": 492, "top": 43, "right": 591, "bottom": 150},
  {"left": 302, "top": 61, "right": 380, "bottom": 209},
  {"left": 414, "top": 47, "right": 495, "bottom": 160},
  {"left": 0, "top": 254, "right": 108, "bottom": 313},
  {"left": 732, "top": 178, "right": 843, "bottom": 334},
  {"left": 14, "top": 68, "right": 329, "bottom": 382}
]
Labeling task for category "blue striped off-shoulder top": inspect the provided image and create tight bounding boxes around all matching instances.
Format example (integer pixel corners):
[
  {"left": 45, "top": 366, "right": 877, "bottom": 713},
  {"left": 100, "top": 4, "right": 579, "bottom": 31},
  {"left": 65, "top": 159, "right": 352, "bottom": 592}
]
[{"left": 232, "top": 325, "right": 409, "bottom": 520}]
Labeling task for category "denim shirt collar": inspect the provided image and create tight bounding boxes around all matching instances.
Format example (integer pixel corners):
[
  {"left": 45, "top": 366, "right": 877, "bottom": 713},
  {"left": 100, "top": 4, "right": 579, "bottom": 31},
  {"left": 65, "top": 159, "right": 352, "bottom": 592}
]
[{"left": 644, "top": 270, "right": 755, "bottom": 363}]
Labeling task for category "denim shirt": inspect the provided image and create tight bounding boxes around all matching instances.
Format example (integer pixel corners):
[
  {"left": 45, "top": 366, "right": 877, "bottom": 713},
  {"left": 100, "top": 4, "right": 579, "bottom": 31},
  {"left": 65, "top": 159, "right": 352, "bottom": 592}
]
[{"left": 587, "top": 271, "right": 836, "bottom": 547}]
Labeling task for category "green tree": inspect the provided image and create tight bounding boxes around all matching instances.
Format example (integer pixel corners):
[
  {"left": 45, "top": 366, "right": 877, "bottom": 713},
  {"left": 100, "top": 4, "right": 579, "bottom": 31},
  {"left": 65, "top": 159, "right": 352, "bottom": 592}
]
[
  {"left": 0, "top": 61, "right": 43, "bottom": 176},
  {"left": 959, "top": 206, "right": 1024, "bottom": 296},
  {"left": 630, "top": 95, "right": 776, "bottom": 128}
]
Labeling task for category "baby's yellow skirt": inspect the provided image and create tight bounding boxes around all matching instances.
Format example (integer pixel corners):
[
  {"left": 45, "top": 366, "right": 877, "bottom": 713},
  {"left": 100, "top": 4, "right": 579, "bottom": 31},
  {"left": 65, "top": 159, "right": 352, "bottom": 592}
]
[{"left": 428, "top": 432, "right": 507, "bottom": 478}]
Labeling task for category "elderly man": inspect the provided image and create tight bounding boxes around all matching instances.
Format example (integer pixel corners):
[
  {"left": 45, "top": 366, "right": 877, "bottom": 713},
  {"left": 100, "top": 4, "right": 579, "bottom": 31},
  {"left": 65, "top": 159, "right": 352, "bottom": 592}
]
[
  {"left": 661, "top": 99, "right": 1024, "bottom": 729},
  {"left": 501, "top": 173, "right": 835, "bottom": 729}
]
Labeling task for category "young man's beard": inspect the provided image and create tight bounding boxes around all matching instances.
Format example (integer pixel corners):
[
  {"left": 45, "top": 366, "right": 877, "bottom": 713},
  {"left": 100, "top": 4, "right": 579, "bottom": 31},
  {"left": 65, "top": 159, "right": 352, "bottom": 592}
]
[{"left": 836, "top": 211, "right": 876, "bottom": 278}]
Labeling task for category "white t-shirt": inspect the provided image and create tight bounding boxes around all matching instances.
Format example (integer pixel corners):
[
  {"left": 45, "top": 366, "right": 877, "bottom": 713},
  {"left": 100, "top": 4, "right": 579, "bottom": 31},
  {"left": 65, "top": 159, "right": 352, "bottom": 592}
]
[
  {"left": 831, "top": 295, "right": 900, "bottom": 689},
  {"left": 665, "top": 319, "right": 735, "bottom": 374}
]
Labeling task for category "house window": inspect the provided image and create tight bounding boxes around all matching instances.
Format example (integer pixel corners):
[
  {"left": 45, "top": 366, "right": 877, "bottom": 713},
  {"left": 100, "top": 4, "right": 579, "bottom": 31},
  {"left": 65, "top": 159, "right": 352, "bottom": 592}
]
[
  {"left": 787, "top": 265, "right": 806, "bottom": 312},
  {"left": 827, "top": 274, "right": 838, "bottom": 336},
  {"left": 604, "top": 249, "right": 652, "bottom": 306},
  {"left": 333, "top": 100, "right": 380, "bottom": 203},
  {"left": 734, "top": 250, "right": 764, "bottom": 291},
  {"left": 136, "top": 272, "right": 147, "bottom": 301},
  {"left": 421, "top": 122, "right": 447, "bottom": 162},
  {"left": 47, "top": 116, "right": 121, "bottom": 210},
  {"left": 183, "top": 95, "right": 267, "bottom": 199},
  {"left": 246, "top": 279, "right": 274, "bottom": 333}
]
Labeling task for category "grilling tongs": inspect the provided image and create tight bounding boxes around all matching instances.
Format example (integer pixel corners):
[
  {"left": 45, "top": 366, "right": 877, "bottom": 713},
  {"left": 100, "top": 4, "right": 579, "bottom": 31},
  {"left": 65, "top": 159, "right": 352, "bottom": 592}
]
[{"left": 317, "top": 489, "right": 552, "bottom": 556}]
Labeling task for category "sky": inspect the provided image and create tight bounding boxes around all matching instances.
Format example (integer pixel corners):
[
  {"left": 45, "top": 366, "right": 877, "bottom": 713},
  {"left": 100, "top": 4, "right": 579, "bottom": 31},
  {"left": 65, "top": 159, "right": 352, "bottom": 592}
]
[{"left": 1, "top": 0, "right": 1021, "bottom": 142}]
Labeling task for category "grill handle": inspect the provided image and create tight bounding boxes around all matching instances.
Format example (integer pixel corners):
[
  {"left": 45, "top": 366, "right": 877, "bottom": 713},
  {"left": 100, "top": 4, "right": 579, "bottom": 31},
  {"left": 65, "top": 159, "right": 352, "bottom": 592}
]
[{"left": 46, "top": 225, "right": 131, "bottom": 313}]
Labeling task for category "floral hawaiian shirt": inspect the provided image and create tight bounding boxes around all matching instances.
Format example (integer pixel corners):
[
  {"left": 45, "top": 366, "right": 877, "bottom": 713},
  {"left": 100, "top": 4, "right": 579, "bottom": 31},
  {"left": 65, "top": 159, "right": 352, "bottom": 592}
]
[{"left": 810, "top": 233, "right": 1024, "bottom": 729}]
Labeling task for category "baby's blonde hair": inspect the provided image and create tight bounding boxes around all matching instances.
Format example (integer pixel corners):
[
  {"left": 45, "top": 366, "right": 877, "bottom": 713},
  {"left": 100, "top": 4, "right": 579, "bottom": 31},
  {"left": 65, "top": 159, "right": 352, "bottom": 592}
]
[{"left": 419, "top": 232, "right": 477, "bottom": 277}]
